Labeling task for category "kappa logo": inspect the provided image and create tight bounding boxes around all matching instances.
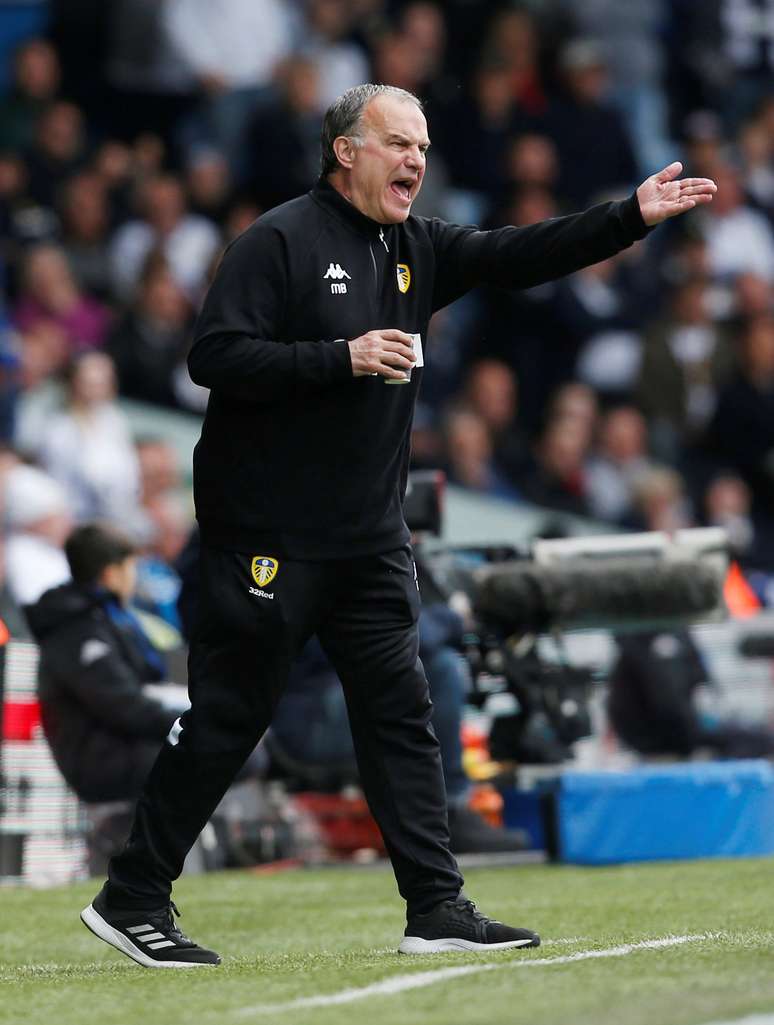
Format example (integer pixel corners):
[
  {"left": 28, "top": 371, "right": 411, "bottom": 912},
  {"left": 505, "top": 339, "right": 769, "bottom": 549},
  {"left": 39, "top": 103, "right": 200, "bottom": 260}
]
[
  {"left": 396, "top": 263, "right": 411, "bottom": 293},
  {"left": 324, "top": 262, "right": 351, "bottom": 295},
  {"left": 251, "top": 556, "right": 279, "bottom": 588}
]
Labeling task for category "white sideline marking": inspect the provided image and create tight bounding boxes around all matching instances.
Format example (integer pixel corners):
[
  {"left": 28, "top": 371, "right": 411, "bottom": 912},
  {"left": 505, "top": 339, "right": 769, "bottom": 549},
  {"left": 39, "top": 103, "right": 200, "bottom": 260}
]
[
  {"left": 699, "top": 1017, "right": 774, "bottom": 1025},
  {"left": 235, "top": 933, "right": 711, "bottom": 1017}
]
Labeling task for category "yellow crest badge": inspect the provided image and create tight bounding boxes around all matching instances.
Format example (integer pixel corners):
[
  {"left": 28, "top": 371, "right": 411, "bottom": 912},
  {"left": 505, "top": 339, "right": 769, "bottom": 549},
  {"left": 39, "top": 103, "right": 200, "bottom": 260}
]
[
  {"left": 251, "top": 556, "right": 279, "bottom": 588},
  {"left": 396, "top": 263, "right": 411, "bottom": 294}
]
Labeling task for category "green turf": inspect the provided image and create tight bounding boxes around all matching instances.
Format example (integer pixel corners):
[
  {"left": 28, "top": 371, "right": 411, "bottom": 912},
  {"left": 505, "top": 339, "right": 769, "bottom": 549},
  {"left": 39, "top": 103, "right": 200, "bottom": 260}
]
[{"left": 1, "top": 858, "right": 773, "bottom": 1025}]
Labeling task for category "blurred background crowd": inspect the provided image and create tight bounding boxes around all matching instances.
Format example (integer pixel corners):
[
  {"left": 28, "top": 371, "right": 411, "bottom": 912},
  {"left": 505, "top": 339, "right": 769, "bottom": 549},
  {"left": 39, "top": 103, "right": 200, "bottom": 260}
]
[{"left": 0, "top": 0, "right": 773, "bottom": 620}]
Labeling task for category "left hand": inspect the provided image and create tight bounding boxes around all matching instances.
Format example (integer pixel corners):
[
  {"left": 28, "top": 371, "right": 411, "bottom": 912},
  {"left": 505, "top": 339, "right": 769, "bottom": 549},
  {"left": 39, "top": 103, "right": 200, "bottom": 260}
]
[{"left": 636, "top": 161, "right": 717, "bottom": 226}]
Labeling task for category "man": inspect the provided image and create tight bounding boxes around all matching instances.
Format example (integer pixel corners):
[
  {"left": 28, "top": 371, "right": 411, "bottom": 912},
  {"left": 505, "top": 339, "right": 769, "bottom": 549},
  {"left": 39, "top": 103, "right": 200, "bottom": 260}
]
[
  {"left": 81, "top": 84, "right": 716, "bottom": 968},
  {"left": 26, "top": 523, "right": 178, "bottom": 804}
]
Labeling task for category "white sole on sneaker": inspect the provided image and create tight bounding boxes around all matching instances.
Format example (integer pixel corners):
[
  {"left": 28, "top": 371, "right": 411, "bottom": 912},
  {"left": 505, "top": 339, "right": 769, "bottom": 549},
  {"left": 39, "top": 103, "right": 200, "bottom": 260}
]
[
  {"left": 80, "top": 904, "right": 217, "bottom": 969},
  {"left": 398, "top": 935, "right": 537, "bottom": 954}
]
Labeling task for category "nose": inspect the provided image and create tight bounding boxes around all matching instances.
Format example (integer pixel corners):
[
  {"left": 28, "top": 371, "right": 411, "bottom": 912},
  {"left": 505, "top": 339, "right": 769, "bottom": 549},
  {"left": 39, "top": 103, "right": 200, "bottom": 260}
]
[{"left": 405, "top": 146, "right": 425, "bottom": 173}]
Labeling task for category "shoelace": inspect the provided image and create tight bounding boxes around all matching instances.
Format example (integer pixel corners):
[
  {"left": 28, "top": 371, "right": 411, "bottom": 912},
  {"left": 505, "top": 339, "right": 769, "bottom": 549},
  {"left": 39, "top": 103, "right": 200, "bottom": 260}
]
[
  {"left": 159, "top": 901, "right": 193, "bottom": 945},
  {"left": 451, "top": 898, "right": 502, "bottom": 927}
]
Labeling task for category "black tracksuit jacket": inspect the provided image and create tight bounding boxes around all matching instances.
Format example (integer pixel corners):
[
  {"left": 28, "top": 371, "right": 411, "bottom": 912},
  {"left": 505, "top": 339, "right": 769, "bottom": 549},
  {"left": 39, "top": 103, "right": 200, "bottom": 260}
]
[{"left": 189, "top": 178, "right": 650, "bottom": 559}]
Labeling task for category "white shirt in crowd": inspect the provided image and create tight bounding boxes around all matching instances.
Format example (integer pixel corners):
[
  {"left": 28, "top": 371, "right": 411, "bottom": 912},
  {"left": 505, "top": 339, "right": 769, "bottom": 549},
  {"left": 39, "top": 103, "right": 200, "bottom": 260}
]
[
  {"left": 163, "top": 0, "right": 296, "bottom": 90},
  {"left": 37, "top": 404, "right": 142, "bottom": 527},
  {"left": 5, "top": 533, "right": 70, "bottom": 607}
]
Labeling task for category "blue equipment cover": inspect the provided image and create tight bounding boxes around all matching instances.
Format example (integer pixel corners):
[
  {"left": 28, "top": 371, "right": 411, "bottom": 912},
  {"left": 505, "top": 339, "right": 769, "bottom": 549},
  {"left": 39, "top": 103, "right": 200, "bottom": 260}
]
[{"left": 554, "top": 760, "right": 774, "bottom": 864}]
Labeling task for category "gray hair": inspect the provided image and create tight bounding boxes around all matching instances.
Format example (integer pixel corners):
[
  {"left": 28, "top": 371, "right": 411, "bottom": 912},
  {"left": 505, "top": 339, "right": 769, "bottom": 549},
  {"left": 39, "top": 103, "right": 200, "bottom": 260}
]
[{"left": 320, "top": 84, "right": 424, "bottom": 177}]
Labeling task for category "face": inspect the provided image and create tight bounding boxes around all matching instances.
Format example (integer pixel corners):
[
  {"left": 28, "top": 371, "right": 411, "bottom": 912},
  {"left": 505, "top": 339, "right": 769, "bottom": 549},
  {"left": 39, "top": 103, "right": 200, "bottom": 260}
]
[
  {"left": 340, "top": 95, "right": 429, "bottom": 224},
  {"left": 101, "top": 556, "right": 137, "bottom": 604},
  {"left": 71, "top": 353, "right": 116, "bottom": 405}
]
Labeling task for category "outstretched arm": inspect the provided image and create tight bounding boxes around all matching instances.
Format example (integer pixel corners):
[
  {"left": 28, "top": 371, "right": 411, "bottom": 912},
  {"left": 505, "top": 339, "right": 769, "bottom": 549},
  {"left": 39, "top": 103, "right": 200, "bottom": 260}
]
[{"left": 428, "top": 163, "right": 717, "bottom": 311}]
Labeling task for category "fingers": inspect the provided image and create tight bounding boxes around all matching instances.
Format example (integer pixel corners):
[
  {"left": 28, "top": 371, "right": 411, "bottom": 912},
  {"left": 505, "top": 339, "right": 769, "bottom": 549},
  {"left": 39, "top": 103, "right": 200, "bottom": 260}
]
[
  {"left": 382, "top": 339, "right": 417, "bottom": 361},
  {"left": 656, "top": 160, "right": 683, "bottom": 182},
  {"left": 678, "top": 178, "right": 717, "bottom": 190},
  {"left": 380, "top": 347, "right": 415, "bottom": 370},
  {"left": 380, "top": 329, "right": 416, "bottom": 345},
  {"left": 349, "top": 329, "right": 417, "bottom": 378}
]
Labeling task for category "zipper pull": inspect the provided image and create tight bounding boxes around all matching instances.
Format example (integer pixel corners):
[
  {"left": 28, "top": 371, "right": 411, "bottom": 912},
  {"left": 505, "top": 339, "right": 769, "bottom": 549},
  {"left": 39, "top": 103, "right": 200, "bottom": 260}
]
[{"left": 379, "top": 227, "right": 389, "bottom": 253}]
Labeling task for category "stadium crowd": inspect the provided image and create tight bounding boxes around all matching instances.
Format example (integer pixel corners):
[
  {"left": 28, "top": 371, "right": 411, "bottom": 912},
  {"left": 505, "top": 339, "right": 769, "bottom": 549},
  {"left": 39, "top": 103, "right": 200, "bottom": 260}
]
[
  {"left": 0, "top": 1, "right": 773, "bottom": 821},
  {"left": 0, "top": 1, "right": 772, "bottom": 604}
]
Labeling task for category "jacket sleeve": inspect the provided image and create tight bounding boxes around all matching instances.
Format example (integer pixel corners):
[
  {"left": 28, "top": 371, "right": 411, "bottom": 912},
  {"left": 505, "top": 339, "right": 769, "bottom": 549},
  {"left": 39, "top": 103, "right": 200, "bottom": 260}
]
[
  {"left": 188, "top": 222, "right": 352, "bottom": 401},
  {"left": 427, "top": 193, "right": 650, "bottom": 312},
  {"left": 54, "top": 626, "right": 176, "bottom": 740}
]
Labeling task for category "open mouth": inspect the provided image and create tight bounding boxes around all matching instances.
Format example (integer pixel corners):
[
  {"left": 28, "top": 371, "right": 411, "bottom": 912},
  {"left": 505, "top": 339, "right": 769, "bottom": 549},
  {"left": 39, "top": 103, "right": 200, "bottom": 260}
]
[{"left": 389, "top": 179, "right": 414, "bottom": 202}]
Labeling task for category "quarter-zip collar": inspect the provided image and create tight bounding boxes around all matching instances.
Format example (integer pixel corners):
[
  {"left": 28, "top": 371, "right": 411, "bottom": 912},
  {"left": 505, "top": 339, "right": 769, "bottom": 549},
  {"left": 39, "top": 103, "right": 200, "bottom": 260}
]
[{"left": 311, "top": 177, "right": 393, "bottom": 248}]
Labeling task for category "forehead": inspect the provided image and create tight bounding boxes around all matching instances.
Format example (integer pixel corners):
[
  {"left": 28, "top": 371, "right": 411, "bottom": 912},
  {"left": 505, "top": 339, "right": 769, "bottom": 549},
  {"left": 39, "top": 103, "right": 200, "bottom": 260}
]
[{"left": 362, "top": 95, "right": 429, "bottom": 143}]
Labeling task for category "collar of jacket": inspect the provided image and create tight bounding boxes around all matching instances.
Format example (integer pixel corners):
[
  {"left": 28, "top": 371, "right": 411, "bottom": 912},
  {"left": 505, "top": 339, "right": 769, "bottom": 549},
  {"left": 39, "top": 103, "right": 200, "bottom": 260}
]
[{"left": 311, "top": 177, "right": 392, "bottom": 243}]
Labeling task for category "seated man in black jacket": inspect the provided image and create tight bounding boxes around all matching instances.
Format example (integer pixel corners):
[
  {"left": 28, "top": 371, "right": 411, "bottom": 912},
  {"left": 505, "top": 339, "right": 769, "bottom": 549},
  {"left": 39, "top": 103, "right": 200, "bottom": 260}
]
[{"left": 25, "top": 523, "right": 181, "bottom": 804}]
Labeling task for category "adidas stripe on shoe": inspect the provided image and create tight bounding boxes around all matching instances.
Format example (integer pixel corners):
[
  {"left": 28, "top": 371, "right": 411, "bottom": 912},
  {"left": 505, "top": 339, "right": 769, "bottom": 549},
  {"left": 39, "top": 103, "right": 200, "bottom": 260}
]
[{"left": 80, "top": 886, "right": 220, "bottom": 968}]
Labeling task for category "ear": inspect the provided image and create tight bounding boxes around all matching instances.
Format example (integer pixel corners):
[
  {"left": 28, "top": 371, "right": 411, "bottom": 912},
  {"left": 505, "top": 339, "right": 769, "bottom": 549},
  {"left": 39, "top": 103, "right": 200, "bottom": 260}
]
[{"left": 332, "top": 135, "right": 357, "bottom": 170}]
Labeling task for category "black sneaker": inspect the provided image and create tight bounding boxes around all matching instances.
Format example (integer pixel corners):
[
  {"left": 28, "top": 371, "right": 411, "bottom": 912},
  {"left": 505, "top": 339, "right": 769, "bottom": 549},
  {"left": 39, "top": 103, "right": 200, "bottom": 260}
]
[
  {"left": 399, "top": 896, "right": 540, "bottom": 954},
  {"left": 80, "top": 886, "right": 221, "bottom": 968}
]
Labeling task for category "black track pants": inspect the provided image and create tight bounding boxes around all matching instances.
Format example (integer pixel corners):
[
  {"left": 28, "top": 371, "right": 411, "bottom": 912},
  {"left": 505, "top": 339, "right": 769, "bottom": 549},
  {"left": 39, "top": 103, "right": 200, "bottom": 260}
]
[{"left": 107, "top": 545, "right": 463, "bottom": 916}]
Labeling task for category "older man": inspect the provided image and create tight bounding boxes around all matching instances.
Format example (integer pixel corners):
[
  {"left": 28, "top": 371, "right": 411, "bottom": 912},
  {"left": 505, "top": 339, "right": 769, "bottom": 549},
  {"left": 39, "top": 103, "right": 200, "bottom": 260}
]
[{"left": 81, "top": 84, "right": 716, "bottom": 967}]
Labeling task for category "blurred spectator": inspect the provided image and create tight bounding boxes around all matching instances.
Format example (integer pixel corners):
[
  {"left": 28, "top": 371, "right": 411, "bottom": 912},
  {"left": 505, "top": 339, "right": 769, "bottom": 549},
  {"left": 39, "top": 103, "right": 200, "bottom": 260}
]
[
  {"left": 557, "top": 0, "right": 671, "bottom": 172},
  {"left": 18, "top": 321, "right": 69, "bottom": 391},
  {"left": 103, "top": 0, "right": 197, "bottom": 145},
  {"left": 737, "top": 114, "right": 774, "bottom": 216},
  {"left": 136, "top": 437, "right": 182, "bottom": 507},
  {"left": 517, "top": 415, "right": 591, "bottom": 516},
  {"left": 304, "top": 0, "right": 370, "bottom": 111},
  {"left": 585, "top": 405, "right": 653, "bottom": 524},
  {"left": 699, "top": 163, "right": 774, "bottom": 282},
  {"left": 667, "top": 0, "right": 773, "bottom": 131},
  {"left": 133, "top": 489, "right": 192, "bottom": 629},
  {"left": 36, "top": 352, "right": 142, "bottom": 526},
  {"left": 57, "top": 171, "right": 113, "bottom": 300},
  {"left": 437, "top": 59, "right": 525, "bottom": 202},
  {"left": 702, "top": 472, "right": 774, "bottom": 572},
  {"left": 244, "top": 55, "right": 322, "bottom": 208},
  {"left": 400, "top": 2, "right": 448, "bottom": 99},
  {"left": 26, "top": 522, "right": 181, "bottom": 807},
  {"left": 480, "top": 7, "right": 547, "bottom": 118},
  {"left": 13, "top": 243, "right": 111, "bottom": 353},
  {"left": 637, "top": 277, "right": 735, "bottom": 462},
  {"left": 464, "top": 359, "right": 527, "bottom": 486},
  {"left": 0, "top": 315, "right": 21, "bottom": 440},
  {"left": 709, "top": 313, "right": 774, "bottom": 508},
  {"left": 106, "top": 259, "right": 195, "bottom": 409},
  {"left": 109, "top": 174, "right": 221, "bottom": 301},
  {"left": 547, "top": 39, "right": 638, "bottom": 207},
  {"left": 0, "top": 38, "right": 60, "bottom": 152},
  {"left": 564, "top": 256, "right": 644, "bottom": 400},
  {"left": 608, "top": 628, "right": 774, "bottom": 759},
  {"left": 548, "top": 381, "right": 599, "bottom": 439},
  {"left": 630, "top": 464, "right": 693, "bottom": 533},
  {"left": 730, "top": 272, "right": 773, "bottom": 326},
  {"left": 505, "top": 134, "right": 559, "bottom": 195},
  {"left": 3, "top": 462, "right": 72, "bottom": 606},
  {"left": 24, "top": 100, "right": 87, "bottom": 209},
  {"left": 163, "top": 0, "right": 295, "bottom": 164},
  {"left": 185, "top": 147, "right": 232, "bottom": 223},
  {"left": 681, "top": 109, "right": 727, "bottom": 180},
  {"left": 443, "top": 407, "right": 517, "bottom": 500}
]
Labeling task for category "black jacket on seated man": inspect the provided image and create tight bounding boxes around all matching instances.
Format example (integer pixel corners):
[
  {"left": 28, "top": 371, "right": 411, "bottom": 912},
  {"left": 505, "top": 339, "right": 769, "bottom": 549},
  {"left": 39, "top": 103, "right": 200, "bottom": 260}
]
[{"left": 26, "top": 581, "right": 177, "bottom": 803}]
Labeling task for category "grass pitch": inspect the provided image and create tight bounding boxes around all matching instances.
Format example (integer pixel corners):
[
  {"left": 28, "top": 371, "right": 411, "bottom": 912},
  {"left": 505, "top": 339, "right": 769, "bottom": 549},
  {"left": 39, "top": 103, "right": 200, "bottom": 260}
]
[{"left": 2, "top": 858, "right": 773, "bottom": 1025}]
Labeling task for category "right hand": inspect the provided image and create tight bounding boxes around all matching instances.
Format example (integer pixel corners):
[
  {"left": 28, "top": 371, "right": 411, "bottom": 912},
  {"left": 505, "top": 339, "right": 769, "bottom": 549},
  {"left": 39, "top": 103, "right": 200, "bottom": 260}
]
[{"left": 348, "top": 329, "right": 417, "bottom": 380}]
